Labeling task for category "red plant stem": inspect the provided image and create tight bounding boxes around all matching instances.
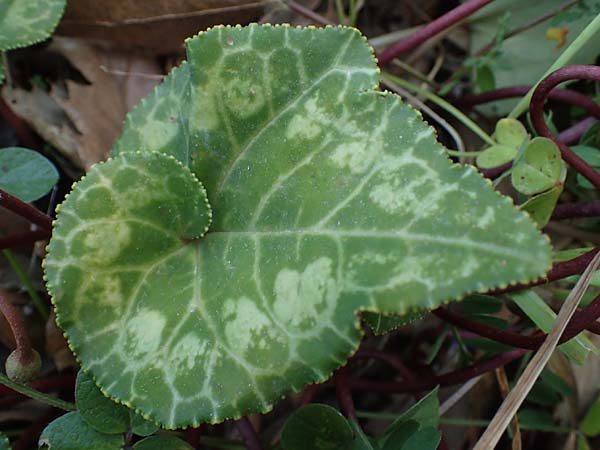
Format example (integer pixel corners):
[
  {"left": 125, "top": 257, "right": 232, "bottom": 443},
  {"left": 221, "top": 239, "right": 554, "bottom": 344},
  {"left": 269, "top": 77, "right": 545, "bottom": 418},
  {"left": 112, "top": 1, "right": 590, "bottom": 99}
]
[
  {"left": 377, "top": 0, "right": 494, "bottom": 65},
  {"left": 334, "top": 367, "right": 357, "bottom": 421},
  {"left": 552, "top": 200, "right": 600, "bottom": 220},
  {"left": 351, "top": 349, "right": 527, "bottom": 393},
  {"left": 434, "top": 291, "right": 600, "bottom": 350},
  {"left": 530, "top": 65, "right": 600, "bottom": 190},
  {"left": 355, "top": 348, "right": 415, "bottom": 381},
  {"left": 460, "top": 85, "right": 600, "bottom": 119},
  {"left": 0, "top": 290, "right": 31, "bottom": 351},
  {"left": 558, "top": 116, "right": 597, "bottom": 145},
  {"left": 235, "top": 417, "right": 263, "bottom": 450},
  {"left": 0, "top": 229, "right": 50, "bottom": 250},
  {"left": 489, "top": 246, "right": 600, "bottom": 295},
  {"left": 481, "top": 161, "right": 512, "bottom": 180},
  {"left": 0, "top": 188, "right": 53, "bottom": 231},
  {"left": 299, "top": 384, "right": 319, "bottom": 406}
]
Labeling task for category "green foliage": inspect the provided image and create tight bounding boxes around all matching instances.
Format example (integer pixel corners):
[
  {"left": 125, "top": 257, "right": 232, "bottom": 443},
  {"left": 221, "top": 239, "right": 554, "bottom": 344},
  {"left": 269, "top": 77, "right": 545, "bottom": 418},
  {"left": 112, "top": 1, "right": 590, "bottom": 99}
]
[
  {"left": 130, "top": 411, "right": 159, "bottom": 437},
  {"left": 45, "top": 24, "right": 552, "bottom": 428},
  {"left": 511, "top": 137, "right": 564, "bottom": 195},
  {"left": 362, "top": 310, "right": 426, "bottom": 335},
  {"left": 281, "top": 404, "right": 354, "bottom": 450},
  {"left": 572, "top": 145, "right": 600, "bottom": 189},
  {"left": 75, "top": 370, "right": 131, "bottom": 434},
  {"left": 0, "top": 433, "right": 10, "bottom": 450},
  {"left": 476, "top": 118, "right": 528, "bottom": 168},
  {"left": 0, "top": 147, "right": 58, "bottom": 202},
  {"left": 0, "top": 0, "right": 66, "bottom": 51},
  {"left": 132, "top": 436, "right": 193, "bottom": 450},
  {"left": 580, "top": 391, "right": 600, "bottom": 436},
  {"left": 39, "top": 412, "right": 124, "bottom": 450}
]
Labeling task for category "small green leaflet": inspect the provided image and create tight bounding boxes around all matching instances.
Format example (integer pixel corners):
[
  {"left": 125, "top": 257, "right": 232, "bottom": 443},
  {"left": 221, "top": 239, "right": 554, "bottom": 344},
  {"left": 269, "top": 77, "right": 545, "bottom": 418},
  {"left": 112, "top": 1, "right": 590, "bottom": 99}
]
[
  {"left": 0, "top": 147, "right": 58, "bottom": 202},
  {"left": 45, "top": 24, "right": 552, "bottom": 428},
  {"left": 39, "top": 412, "right": 124, "bottom": 450},
  {"left": 0, "top": 433, "right": 10, "bottom": 450},
  {"left": 0, "top": 0, "right": 66, "bottom": 51}
]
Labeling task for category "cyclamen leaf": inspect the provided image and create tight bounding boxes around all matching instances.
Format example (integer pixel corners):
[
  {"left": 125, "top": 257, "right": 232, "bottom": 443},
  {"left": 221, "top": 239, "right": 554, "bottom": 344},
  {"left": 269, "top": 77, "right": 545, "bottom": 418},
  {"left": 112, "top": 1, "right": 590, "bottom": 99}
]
[
  {"left": 46, "top": 24, "right": 552, "bottom": 429},
  {"left": 0, "top": 0, "right": 66, "bottom": 51}
]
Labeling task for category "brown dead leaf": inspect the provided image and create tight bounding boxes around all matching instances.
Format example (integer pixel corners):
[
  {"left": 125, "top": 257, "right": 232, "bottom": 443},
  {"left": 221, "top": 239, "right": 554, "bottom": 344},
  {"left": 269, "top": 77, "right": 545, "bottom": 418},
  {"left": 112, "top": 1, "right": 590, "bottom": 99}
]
[
  {"left": 2, "top": 37, "right": 162, "bottom": 171},
  {"left": 57, "top": 0, "right": 269, "bottom": 53},
  {"left": 45, "top": 311, "right": 77, "bottom": 371}
]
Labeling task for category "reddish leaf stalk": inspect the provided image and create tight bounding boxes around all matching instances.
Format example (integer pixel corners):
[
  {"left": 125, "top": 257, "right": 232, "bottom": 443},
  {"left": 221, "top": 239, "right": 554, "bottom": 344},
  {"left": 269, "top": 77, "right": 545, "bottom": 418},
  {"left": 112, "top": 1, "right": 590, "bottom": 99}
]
[
  {"left": 351, "top": 350, "right": 527, "bottom": 393},
  {"left": 460, "top": 85, "right": 600, "bottom": 119},
  {"left": 558, "top": 116, "right": 597, "bottom": 145},
  {"left": 530, "top": 65, "right": 600, "bottom": 190},
  {"left": 0, "top": 188, "right": 53, "bottom": 231},
  {"left": 552, "top": 200, "right": 600, "bottom": 220},
  {"left": 284, "top": 0, "right": 335, "bottom": 25},
  {"left": 334, "top": 367, "right": 357, "bottom": 421},
  {"left": 0, "top": 229, "right": 50, "bottom": 250},
  {"left": 235, "top": 417, "right": 263, "bottom": 450},
  {"left": 377, "top": 0, "right": 494, "bottom": 65},
  {"left": 0, "top": 290, "right": 31, "bottom": 352}
]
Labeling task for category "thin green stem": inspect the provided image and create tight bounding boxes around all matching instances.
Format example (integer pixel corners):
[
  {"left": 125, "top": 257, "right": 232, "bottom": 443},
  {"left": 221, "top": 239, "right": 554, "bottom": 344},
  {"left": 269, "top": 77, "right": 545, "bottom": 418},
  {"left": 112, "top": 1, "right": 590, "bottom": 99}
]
[
  {"left": 348, "top": 0, "right": 358, "bottom": 27},
  {"left": 0, "top": 372, "right": 75, "bottom": 411},
  {"left": 383, "top": 73, "right": 495, "bottom": 146},
  {"left": 509, "top": 12, "right": 600, "bottom": 118},
  {"left": 335, "top": 0, "right": 346, "bottom": 24},
  {"left": 2, "top": 249, "right": 49, "bottom": 319},
  {"left": 445, "top": 150, "right": 482, "bottom": 157}
]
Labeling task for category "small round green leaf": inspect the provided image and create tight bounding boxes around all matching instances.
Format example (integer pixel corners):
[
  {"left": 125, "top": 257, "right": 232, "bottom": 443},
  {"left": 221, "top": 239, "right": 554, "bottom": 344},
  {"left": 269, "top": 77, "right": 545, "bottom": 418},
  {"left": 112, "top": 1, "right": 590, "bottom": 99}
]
[
  {"left": 511, "top": 137, "right": 563, "bottom": 195},
  {"left": 75, "top": 370, "right": 130, "bottom": 434},
  {"left": 495, "top": 118, "right": 528, "bottom": 148},
  {"left": 281, "top": 404, "right": 354, "bottom": 450},
  {"left": 39, "top": 412, "right": 124, "bottom": 450},
  {"left": 0, "top": 432, "right": 10, "bottom": 450},
  {"left": 476, "top": 144, "right": 517, "bottom": 169},
  {"left": 0, "top": 147, "right": 58, "bottom": 202},
  {"left": 132, "top": 436, "right": 192, "bottom": 450},
  {"left": 0, "top": 0, "right": 66, "bottom": 51},
  {"left": 130, "top": 411, "right": 160, "bottom": 437},
  {"left": 519, "top": 185, "right": 563, "bottom": 228}
]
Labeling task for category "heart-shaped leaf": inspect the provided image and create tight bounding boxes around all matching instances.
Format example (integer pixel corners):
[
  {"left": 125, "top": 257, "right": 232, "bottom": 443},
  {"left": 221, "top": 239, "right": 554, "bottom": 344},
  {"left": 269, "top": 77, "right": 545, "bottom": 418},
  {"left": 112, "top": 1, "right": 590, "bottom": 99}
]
[
  {"left": 511, "top": 137, "right": 563, "bottom": 195},
  {"left": 495, "top": 118, "right": 528, "bottom": 149},
  {"left": 75, "top": 370, "right": 130, "bottom": 434},
  {"left": 0, "top": 147, "right": 59, "bottom": 202},
  {"left": 476, "top": 144, "right": 517, "bottom": 169},
  {"left": 39, "top": 412, "right": 124, "bottom": 450},
  {"left": 45, "top": 24, "right": 552, "bottom": 429},
  {"left": 0, "top": 0, "right": 66, "bottom": 51}
]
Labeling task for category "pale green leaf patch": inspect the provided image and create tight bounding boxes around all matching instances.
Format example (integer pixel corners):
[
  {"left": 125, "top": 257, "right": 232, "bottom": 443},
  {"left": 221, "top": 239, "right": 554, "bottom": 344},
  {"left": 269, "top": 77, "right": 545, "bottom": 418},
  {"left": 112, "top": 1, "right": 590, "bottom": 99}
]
[
  {"left": 39, "top": 412, "right": 124, "bottom": 450},
  {"left": 0, "top": 0, "right": 66, "bottom": 51},
  {"left": 46, "top": 24, "right": 552, "bottom": 429},
  {"left": 0, "top": 147, "right": 58, "bottom": 202}
]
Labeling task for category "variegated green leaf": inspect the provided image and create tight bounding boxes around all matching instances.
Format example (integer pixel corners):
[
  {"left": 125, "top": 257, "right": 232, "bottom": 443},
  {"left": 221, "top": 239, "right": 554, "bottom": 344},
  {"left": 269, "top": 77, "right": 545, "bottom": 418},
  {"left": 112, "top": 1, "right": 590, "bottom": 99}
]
[
  {"left": 46, "top": 24, "right": 552, "bottom": 429},
  {"left": 0, "top": 0, "right": 66, "bottom": 51}
]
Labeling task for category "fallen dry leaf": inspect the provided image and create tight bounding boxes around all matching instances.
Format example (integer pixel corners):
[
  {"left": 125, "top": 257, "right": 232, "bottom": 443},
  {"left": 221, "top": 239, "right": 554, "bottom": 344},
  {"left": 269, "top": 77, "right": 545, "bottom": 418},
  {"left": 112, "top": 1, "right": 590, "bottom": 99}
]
[
  {"left": 57, "top": 0, "right": 269, "bottom": 53},
  {"left": 2, "top": 37, "right": 162, "bottom": 170}
]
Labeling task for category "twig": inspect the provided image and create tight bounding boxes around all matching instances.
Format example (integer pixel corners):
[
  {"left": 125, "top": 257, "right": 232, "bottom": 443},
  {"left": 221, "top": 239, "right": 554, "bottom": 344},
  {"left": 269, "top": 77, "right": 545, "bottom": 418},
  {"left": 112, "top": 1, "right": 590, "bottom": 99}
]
[
  {"left": 531, "top": 65, "right": 600, "bottom": 190},
  {"left": 0, "top": 188, "right": 53, "bottom": 231},
  {"left": 472, "top": 249, "right": 600, "bottom": 450},
  {"left": 378, "top": 0, "right": 494, "bottom": 65}
]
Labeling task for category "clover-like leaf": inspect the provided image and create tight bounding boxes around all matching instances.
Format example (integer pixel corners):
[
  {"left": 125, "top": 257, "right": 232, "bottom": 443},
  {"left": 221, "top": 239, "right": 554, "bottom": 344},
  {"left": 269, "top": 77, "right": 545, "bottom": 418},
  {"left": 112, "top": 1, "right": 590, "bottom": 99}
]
[
  {"left": 476, "top": 144, "right": 517, "bottom": 169},
  {"left": 495, "top": 118, "right": 528, "bottom": 149},
  {"left": 511, "top": 137, "right": 563, "bottom": 195},
  {"left": 45, "top": 24, "right": 552, "bottom": 429},
  {"left": 39, "top": 412, "right": 124, "bottom": 450},
  {"left": 0, "top": 147, "right": 59, "bottom": 202},
  {"left": 75, "top": 370, "right": 130, "bottom": 434},
  {"left": 0, "top": 0, "right": 66, "bottom": 51}
]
